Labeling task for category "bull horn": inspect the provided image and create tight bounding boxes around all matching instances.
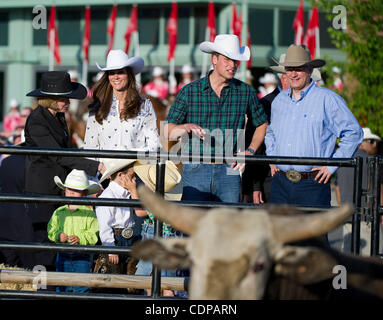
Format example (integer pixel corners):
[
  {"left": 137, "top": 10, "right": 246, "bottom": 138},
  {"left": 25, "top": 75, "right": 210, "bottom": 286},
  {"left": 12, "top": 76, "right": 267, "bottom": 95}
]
[
  {"left": 270, "top": 205, "right": 353, "bottom": 243},
  {"left": 137, "top": 185, "right": 205, "bottom": 235}
]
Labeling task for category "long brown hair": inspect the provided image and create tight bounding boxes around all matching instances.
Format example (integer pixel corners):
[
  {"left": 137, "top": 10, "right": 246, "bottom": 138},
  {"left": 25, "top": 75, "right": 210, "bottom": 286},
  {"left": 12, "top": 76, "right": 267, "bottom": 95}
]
[{"left": 90, "top": 67, "right": 142, "bottom": 124}]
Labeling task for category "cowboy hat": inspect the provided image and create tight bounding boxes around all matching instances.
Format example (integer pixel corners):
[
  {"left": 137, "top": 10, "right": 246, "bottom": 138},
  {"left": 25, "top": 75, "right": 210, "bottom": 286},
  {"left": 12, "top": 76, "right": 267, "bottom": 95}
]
[
  {"left": 152, "top": 66, "right": 165, "bottom": 77},
  {"left": 96, "top": 49, "right": 144, "bottom": 75},
  {"left": 200, "top": 34, "right": 250, "bottom": 61},
  {"left": 270, "top": 53, "right": 286, "bottom": 74},
  {"left": 26, "top": 71, "right": 87, "bottom": 100},
  {"left": 181, "top": 64, "right": 194, "bottom": 74},
  {"left": 259, "top": 73, "right": 278, "bottom": 84},
  {"left": 279, "top": 44, "right": 325, "bottom": 68},
  {"left": 134, "top": 160, "right": 183, "bottom": 201},
  {"left": 98, "top": 147, "right": 148, "bottom": 183},
  {"left": 54, "top": 169, "right": 101, "bottom": 195},
  {"left": 363, "top": 128, "right": 381, "bottom": 141}
]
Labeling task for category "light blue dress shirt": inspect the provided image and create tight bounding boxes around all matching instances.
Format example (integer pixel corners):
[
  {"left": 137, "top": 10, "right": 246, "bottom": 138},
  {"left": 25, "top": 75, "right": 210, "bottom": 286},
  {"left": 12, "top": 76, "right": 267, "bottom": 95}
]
[{"left": 265, "top": 80, "right": 363, "bottom": 174}]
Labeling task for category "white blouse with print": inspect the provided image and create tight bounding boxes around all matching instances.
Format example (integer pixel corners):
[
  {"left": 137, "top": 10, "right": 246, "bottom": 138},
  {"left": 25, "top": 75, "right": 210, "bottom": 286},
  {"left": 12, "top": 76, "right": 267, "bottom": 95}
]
[{"left": 84, "top": 96, "right": 161, "bottom": 160}]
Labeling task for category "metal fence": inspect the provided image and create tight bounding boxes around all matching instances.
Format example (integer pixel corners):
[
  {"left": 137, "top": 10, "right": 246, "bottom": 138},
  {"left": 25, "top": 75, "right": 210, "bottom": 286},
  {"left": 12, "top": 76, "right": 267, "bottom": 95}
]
[{"left": 0, "top": 145, "right": 381, "bottom": 300}]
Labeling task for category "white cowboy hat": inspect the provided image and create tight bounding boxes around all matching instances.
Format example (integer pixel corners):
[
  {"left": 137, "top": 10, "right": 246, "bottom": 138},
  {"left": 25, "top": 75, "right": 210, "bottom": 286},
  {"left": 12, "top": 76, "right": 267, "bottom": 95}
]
[
  {"left": 181, "top": 64, "right": 194, "bottom": 74},
  {"left": 54, "top": 169, "right": 101, "bottom": 195},
  {"left": 270, "top": 53, "right": 286, "bottom": 74},
  {"left": 200, "top": 34, "right": 250, "bottom": 61},
  {"left": 279, "top": 44, "right": 325, "bottom": 68},
  {"left": 9, "top": 99, "right": 20, "bottom": 108},
  {"left": 152, "top": 66, "right": 165, "bottom": 77},
  {"left": 99, "top": 158, "right": 137, "bottom": 183},
  {"left": 134, "top": 160, "right": 183, "bottom": 201},
  {"left": 96, "top": 49, "right": 144, "bottom": 75},
  {"left": 311, "top": 68, "right": 322, "bottom": 82},
  {"left": 363, "top": 128, "right": 381, "bottom": 141},
  {"left": 259, "top": 73, "right": 278, "bottom": 84}
]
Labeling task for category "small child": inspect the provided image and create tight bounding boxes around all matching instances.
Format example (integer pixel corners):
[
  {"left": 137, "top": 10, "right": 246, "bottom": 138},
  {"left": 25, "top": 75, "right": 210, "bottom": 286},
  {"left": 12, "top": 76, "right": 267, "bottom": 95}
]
[
  {"left": 96, "top": 158, "right": 146, "bottom": 273},
  {"left": 47, "top": 169, "right": 101, "bottom": 293}
]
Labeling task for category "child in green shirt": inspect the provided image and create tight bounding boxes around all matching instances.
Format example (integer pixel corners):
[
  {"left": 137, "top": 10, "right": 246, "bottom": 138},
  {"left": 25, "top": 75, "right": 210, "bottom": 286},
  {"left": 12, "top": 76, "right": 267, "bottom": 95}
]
[{"left": 47, "top": 169, "right": 101, "bottom": 293}]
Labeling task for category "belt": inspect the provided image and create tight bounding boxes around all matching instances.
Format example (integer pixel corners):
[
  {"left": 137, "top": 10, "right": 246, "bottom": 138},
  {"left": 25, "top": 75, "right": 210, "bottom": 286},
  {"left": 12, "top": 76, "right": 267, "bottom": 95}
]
[
  {"left": 113, "top": 227, "right": 134, "bottom": 239},
  {"left": 279, "top": 169, "right": 319, "bottom": 183}
]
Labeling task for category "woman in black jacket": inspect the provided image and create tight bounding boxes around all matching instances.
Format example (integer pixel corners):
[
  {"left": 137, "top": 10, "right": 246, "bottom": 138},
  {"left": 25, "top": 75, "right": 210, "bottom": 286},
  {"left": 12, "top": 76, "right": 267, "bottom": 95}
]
[{"left": 24, "top": 71, "right": 105, "bottom": 270}]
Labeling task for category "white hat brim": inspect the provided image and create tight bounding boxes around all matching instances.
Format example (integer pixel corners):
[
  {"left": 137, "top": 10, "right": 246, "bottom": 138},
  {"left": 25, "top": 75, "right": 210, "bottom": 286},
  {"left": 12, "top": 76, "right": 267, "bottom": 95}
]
[
  {"left": 199, "top": 41, "right": 250, "bottom": 61},
  {"left": 99, "top": 159, "right": 137, "bottom": 183},
  {"left": 96, "top": 56, "right": 144, "bottom": 75},
  {"left": 54, "top": 176, "right": 101, "bottom": 195}
]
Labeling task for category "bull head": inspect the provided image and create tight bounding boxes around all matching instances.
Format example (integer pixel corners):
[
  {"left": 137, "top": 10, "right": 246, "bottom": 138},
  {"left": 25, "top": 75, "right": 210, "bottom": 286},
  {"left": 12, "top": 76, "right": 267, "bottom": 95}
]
[{"left": 131, "top": 185, "right": 353, "bottom": 300}]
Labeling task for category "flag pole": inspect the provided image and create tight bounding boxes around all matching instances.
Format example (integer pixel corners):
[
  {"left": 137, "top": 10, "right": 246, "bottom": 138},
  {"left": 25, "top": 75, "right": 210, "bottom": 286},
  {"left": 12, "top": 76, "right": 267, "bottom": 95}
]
[
  {"left": 239, "top": 0, "right": 248, "bottom": 82},
  {"left": 134, "top": 31, "right": 141, "bottom": 88},
  {"left": 200, "top": 28, "right": 210, "bottom": 78},
  {"left": 49, "top": 28, "right": 54, "bottom": 71}
]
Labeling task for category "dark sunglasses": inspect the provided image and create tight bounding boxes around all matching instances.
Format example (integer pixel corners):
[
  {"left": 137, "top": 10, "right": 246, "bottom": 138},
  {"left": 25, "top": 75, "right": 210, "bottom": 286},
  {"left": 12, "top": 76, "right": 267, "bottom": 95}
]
[{"left": 108, "top": 69, "right": 126, "bottom": 76}]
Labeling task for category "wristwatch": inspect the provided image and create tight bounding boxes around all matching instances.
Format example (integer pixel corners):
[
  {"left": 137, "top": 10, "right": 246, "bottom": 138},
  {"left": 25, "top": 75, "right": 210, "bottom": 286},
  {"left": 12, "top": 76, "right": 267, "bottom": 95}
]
[{"left": 246, "top": 148, "right": 256, "bottom": 155}]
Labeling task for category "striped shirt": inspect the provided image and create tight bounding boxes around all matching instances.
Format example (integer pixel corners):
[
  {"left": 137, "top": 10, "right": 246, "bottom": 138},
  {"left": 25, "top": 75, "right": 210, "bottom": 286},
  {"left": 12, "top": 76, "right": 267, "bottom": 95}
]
[
  {"left": 265, "top": 80, "right": 363, "bottom": 174},
  {"left": 166, "top": 72, "right": 267, "bottom": 156}
]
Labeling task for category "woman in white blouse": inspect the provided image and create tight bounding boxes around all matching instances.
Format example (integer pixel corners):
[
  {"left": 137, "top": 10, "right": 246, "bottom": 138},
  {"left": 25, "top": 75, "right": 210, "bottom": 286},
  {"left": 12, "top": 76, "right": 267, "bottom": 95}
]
[{"left": 84, "top": 50, "right": 161, "bottom": 159}]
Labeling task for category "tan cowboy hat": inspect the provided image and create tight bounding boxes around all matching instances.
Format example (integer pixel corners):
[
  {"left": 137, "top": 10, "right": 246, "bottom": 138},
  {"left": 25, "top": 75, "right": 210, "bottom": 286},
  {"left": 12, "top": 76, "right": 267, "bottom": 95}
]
[
  {"left": 96, "top": 49, "right": 144, "bottom": 75},
  {"left": 134, "top": 160, "right": 183, "bottom": 201},
  {"left": 54, "top": 169, "right": 101, "bottom": 195},
  {"left": 270, "top": 53, "right": 286, "bottom": 74},
  {"left": 279, "top": 44, "right": 325, "bottom": 68},
  {"left": 200, "top": 34, "right": 250, "bottom": 61}
]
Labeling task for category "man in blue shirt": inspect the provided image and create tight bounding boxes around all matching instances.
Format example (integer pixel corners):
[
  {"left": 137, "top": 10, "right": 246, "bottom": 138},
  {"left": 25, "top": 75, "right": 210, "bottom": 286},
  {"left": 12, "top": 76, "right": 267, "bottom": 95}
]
[{"left": 265, "top": 44, "right": 363, "bottom": 207}]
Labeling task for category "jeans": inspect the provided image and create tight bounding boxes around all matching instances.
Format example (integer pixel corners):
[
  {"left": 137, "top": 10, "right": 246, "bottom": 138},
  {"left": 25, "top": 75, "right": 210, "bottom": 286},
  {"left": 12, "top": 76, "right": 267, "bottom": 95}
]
[
  {"left": 181, "top": 163, "right": 241, "bottom": 203},
  {"left": 55, "top": 253, "right": 93, "bottom": 293},
  {"left": 269, "top": 172, "right": 331, "bottom": 208},
  {"left": 135, "top": 224, "right": 180, "bottom": 277}
]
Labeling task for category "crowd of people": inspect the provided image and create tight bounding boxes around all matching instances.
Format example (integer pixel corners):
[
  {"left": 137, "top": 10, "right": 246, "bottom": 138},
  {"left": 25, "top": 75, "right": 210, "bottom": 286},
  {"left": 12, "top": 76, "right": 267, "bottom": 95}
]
[{"left": 0, "top": 34, "right": 381, "bottom": 296}]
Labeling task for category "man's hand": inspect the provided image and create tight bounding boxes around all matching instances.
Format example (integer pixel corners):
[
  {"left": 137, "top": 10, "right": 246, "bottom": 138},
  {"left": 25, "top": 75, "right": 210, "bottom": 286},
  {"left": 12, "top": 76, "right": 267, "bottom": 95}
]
[
  {"left": 311, "top": 166, "right": 332, "bottom": 184},
  {"left": 68, "top": 235, "right": 80, "bottom": 245},
  {"left": 59, "top": 232, "right": 68, "bottom": 243},
  {"left": 109, "top": 254, "right": 119, "bottom": 265},
  {"left": 270, "top": 164, "right": 279, "bottom": 176}
]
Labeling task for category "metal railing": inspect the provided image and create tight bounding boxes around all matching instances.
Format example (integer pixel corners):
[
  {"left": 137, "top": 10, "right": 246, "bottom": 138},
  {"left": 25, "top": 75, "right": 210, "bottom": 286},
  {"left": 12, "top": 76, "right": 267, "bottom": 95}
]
[{"left": 0, "top": 145, "right": 381, "bottom": 300}]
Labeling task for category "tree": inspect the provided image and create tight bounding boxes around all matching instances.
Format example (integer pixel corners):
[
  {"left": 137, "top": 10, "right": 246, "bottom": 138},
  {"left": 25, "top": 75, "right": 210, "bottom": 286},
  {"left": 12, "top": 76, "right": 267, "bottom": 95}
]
[{"left": 314, "top": 0, "right": 383, "bottom": 137}]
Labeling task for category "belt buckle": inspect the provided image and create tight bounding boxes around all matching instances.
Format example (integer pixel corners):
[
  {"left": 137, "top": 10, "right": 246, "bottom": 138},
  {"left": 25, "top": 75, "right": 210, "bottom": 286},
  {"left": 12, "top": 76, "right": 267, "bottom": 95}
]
[
  {"left": 286, "top": 169, "right": 301, "bottom": 183},
  {"left": 121, "top": 227, "right": 133, "bottom": 239}
]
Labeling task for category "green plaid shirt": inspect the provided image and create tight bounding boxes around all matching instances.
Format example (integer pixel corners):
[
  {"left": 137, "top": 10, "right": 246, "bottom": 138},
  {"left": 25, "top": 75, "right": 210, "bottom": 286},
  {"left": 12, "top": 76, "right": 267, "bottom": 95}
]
[{"left": 166, "top": 72, "right": 267, "bottom": 156}]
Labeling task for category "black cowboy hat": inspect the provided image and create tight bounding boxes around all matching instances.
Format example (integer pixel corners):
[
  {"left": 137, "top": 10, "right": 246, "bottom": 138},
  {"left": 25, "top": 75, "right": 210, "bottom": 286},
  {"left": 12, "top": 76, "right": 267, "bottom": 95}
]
[{"left": 26, "top": 71, "right": 87, "bottom": 100}]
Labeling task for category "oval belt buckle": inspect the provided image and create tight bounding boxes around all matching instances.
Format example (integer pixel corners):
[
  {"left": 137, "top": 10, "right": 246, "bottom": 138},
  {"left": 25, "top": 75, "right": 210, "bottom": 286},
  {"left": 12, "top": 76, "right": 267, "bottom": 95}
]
[
  {"left": 286, "top": 169, "right": 302, "bottom": 183},
  {"left": 121, "top": 227, "right": 133, "bottom": 239}
]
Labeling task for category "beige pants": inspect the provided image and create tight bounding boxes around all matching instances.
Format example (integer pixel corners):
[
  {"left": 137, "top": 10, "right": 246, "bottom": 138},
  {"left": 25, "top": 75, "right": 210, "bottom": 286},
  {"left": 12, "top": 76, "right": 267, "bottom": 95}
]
[{"left": 341, "top": 221, "right": 383, "bottom": 256}]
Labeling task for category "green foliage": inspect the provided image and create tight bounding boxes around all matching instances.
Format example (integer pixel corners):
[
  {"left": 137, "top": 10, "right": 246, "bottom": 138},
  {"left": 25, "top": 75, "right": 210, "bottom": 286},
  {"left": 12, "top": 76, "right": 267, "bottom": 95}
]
[{"left": 313, "top": 0, "right": 383, "bottom": 137}]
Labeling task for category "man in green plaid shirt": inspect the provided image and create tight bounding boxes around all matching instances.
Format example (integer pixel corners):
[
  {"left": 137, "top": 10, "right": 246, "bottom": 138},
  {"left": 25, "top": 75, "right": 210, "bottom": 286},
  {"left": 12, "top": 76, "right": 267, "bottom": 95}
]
[{"left": 165, "top": 34, "right": 268, "bottom": 203}]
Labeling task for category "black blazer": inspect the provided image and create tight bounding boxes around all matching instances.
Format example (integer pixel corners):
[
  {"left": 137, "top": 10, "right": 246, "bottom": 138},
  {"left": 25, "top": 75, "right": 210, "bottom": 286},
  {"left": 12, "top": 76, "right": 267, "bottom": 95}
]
[{"left": 24, "top": 105, "right": 99, "bottom": 195}]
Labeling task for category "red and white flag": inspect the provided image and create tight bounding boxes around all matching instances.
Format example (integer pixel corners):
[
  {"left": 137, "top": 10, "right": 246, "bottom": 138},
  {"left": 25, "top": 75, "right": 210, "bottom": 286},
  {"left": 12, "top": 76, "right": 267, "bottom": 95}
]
[
  {"left": 231, "top": 2, "right": 242, "bottom": 42},
  {"left": 293, "top": 0, "right": 304, "bottom": 45},
  {"left": 167, "top": 2, "right": 178, "bottom": 61},
  {"left": 125, "top": 4, "right": 138, "bottom": 54},
  {"left": 83, "top": 6, "right": 91, "bottom": 63},
  {"left": 106, "top": 4, "right": 117, "bottom": 56},
  {"left": 48, "top": 5, "right": 61, "bottom": 66},
  {"left": 303, "top": 6, "right": 320, "bottom": 59},
  {"left": 207, "top": 1, "right": 216, "bottom": 42}
]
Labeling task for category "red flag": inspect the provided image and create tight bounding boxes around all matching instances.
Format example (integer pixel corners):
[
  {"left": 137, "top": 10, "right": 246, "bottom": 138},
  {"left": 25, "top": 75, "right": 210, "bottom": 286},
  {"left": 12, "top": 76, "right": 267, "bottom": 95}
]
[
  {"left": 293, "top": 0, "right": 304, "bottom": 45},
  {"left": 125, "top": 5, "right": 138, "bottom": 54},
  {"left": 47, "top": 5, "right": 61, "bottom": 65},
  {"left": 303, "top": 7, "right": 319, "bottom": 59},
  {"left": 207, "top": 1, "right": 216, "bottom": 41},
  {"left": 83, "top": 6, "right": 91, "bottom": 62},
  {"left": 107, "top": 4, "right": 117, "bottom": 55},
  {"left": 167, "top": 2, "right": 178, "bottom": 61},
  {"left": 231, "top": 2, "right": 242, "bottom": 42}
]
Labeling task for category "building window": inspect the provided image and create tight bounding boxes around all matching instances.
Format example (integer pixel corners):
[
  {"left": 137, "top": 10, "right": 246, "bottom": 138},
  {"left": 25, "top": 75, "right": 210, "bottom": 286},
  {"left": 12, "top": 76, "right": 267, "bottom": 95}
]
[
  {"left": 58, "top": 9, "right": 82, "bottom": 45},
  {"left": 249, "top": 8, "right": 273, "bottom": 46},
  {"left": 138, "top": 7, "right": 160, "bottom": 45},
  {"left": 90, "top": 7, "right": 107, "bottom": 45},
  {"left": 319, "top": 12, "right": 336, "bottom": 49},
  {"left": 278, "top": 10, "right": 309, "bottom": 46},
  {"left": 193, "top": 5, "right": 220, "bottom": 45},
  {"left": 164, "top": 6, "right": 190, "bottom": 45},
  {"left": 0, "top": 12, "right": 8, "bottom": 46}
]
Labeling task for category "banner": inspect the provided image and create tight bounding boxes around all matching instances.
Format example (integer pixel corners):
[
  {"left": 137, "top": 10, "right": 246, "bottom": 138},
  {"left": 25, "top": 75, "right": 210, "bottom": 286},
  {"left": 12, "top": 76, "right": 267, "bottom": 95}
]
[
  {"left": 303, "top": 6, "right": 320, "bottom": 59},
  {"left": 125, "top": 4, "right": 138, "bottom": 54},
  {"left": 107, "top": 4, "right": 117, "bottom": 56},
  {"left": 293, "top": 0, "right": 304, "bottom": 45},
  {"left": 167, "top": 1, "right": 178, "bottom": 61},
  {"left": 48, "top": 5, "right": 61, "bottom": 68}
]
